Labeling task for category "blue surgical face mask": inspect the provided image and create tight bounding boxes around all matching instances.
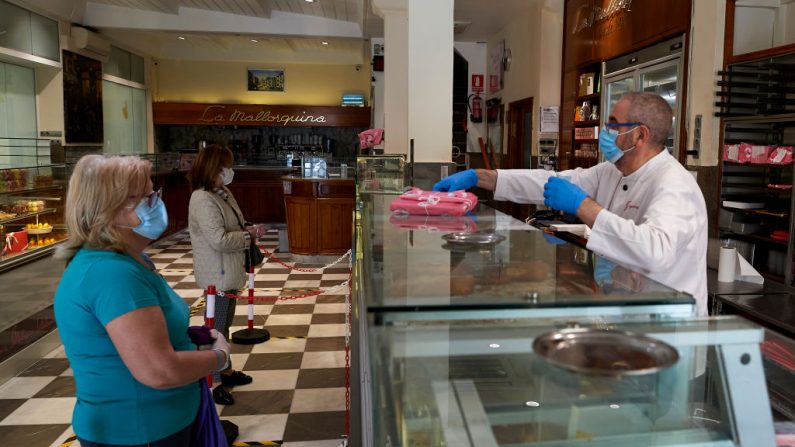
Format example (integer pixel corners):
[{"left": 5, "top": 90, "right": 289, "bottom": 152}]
[
  {"left": 127, "top": 194, "right": 169, "bottom": 240},
  {"left": 599, "top": 126, "right": 638, "bottom": 164}
]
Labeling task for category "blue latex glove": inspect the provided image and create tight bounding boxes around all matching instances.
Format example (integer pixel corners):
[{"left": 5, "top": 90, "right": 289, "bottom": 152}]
[
  {"left": 593, "top": 257, "right": 616, "bottom": 286},
  {"left": 542, "top": 232, "right": 566, "bottom": 245},
  {"left": 543, "top": 177, "right": 588, "bottom": 215},
  {"left": 433, "top": 169, "right": 478, "bottom": 192}
]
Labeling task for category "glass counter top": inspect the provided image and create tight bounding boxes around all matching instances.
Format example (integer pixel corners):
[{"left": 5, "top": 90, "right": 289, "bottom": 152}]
[
  {"left": 356, "top": 193, "right": 695, "bottom": 320},
  {"left": 369, "top": 316, "right": 773, "bottom": 446}
]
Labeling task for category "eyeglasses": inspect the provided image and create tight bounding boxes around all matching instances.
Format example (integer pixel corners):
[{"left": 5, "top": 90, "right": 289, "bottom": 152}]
[
  {"left": 605, "top": 121, "right": 643, "bottom": 129},
  {"left": 145, "top": 188, "right": 163, "bottom": 208},
  {"left": 128, "top": 188, "right": 163, "bottom": 210}
]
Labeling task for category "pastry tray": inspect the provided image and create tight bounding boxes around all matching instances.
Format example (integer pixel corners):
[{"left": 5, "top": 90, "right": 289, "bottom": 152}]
[
  {"left": 442, "top": 231, "right": 506, "bottom": 245},
  {"left": 533, "top": 327, "right": 679, "bottom": 376},
  {"left": 27, "top": 227, "right": 53, "bottom": 235}
]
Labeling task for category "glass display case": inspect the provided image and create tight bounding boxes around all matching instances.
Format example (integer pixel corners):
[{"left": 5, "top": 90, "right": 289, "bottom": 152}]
[
  {"left": 713, "top": 293, "right": 795, "bottom": 423},
  {"left": 350, "top": 191, "right": 776, "bottom": 447},
  {"left": 367, "top": 316, "right": 775, "bottom": 446},
  {"left": 356, "top": 193, "right": 695, "bottom": 324},
  {"left": 0, "top": 138, "right": 67, "bottom": 272},
  {"left": 356, "top": 155, "right": 407, "bottom": 193}
]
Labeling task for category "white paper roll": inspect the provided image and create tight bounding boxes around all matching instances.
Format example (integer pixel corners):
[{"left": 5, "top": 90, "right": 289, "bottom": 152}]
[{"left": 717, "top": 246, "right": 737, "bottom": 283}]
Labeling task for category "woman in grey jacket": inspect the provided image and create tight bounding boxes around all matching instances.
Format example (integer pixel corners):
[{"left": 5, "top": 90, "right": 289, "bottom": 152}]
[{"left": 187, "top": 145, "right": 264, "bottom": 405}]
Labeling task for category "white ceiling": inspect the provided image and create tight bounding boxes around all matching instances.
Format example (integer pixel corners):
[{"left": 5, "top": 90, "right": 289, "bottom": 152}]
[{"left": 11, "top": 0, "right": 536, "bottom": 63}]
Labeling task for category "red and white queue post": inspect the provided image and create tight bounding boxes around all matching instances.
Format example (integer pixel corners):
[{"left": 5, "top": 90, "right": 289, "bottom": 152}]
[{"left": 205, "top": 284, "right": 216, "bottom": 387}]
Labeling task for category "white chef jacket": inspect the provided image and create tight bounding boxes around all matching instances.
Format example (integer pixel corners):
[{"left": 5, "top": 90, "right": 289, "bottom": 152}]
[{"left": 494, "top": 150, "right": 708, "bottom": 316}]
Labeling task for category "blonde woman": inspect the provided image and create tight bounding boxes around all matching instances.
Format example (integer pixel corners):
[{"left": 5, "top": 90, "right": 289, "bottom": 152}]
[
  {"left": 188, "top": 145, "right": 263, "bottom": 405},
  {"left": 54, "top": 154, "right": 230, "bottom": 447}
]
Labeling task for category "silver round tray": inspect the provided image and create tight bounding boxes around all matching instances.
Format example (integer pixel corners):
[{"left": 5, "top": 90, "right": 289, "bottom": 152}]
[
  {"left": 442, "top": 231, "right": 506, "bottom": 245},
  {"left": 532, "top": 328, "right": 679, "bottom": 376}
]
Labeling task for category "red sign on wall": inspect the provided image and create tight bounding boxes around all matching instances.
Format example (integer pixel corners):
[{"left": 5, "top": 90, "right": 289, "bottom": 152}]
[
  {"left": 471, "top": 74, "right": 484, "bottom": 93},
  {"left": 489, "top": 75, "right": 499, "bottom": 93}
]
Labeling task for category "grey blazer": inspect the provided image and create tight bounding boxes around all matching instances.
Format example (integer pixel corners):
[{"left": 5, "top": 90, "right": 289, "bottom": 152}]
[{"left": 188, "top": 187, "right": 249, "bottom": 291}]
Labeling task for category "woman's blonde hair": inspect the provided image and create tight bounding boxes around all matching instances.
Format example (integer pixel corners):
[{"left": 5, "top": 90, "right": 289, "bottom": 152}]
[{"left": 56, "top": 154, "right": 151, "bottom": 261}]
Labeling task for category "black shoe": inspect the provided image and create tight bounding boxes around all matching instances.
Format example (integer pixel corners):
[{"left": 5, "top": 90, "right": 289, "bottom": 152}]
[
  {"left": 212, "top": 386, "right": 234, "bottom": 405},
  {"left": 221, "top": 370, "right": 253, "bottom": 387}
]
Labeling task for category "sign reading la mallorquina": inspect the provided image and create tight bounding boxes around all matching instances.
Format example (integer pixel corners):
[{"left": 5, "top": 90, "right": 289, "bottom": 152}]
[{"left": 152, "top": 103, "right": 371, "bottom": 128}]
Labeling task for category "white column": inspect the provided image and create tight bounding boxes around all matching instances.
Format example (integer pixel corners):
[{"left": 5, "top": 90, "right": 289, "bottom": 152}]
[
  {"left": 408, "top": 0, "right": 453, "bottom": 163},
  {"left": 373, "top": 0, "right": 409, "bottom": 155}
]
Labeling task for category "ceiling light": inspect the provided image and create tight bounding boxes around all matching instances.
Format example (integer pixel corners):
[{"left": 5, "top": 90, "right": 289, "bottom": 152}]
[
  {"left": 609, "top": 404, "right": 620, "bottom": 409},
  {"left": 177, "top": 36, "right": 185, "bottom": 40},
  {"left": 488, "top": 343, "right": 500, "bottom": 349},
  {"left": 305, "top": 0, "right": 314, "bottom": 2},
  {"left": 525, "top": 401, "right": 540, "bottom": 407},
  {"left": 251, "top": 39, "right": 258, "bottom": 43},
  {"left": 321, "top": 41, "right": 329, "bottom": 46}
]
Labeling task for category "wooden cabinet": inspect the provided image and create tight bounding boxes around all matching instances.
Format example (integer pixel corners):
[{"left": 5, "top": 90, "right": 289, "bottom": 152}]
[
  {"left": 153, "top": 168, "right": 293, "bottom": 240},
  {"left": 282, "top": 177, "right": 354, "bottom": 255},
  {"left": 317, "top": 198, "right": 355, "bottom": 253},
  {"left": 284, "top": 196, "right": 316, "bottom": 254},
  {"left": 227, "top": 168, "right": 294, "bottom": 224}
]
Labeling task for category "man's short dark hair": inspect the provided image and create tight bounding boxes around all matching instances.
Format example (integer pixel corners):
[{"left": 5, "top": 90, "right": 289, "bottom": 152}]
[{"left": 622, "top": 92, "right": 673, "bottom": 148}]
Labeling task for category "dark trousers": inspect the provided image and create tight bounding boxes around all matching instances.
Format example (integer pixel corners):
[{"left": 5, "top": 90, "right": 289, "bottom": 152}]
[
  {"left": 209, "top": 289, "right": 238, "bottom": 382},
  {"left": 78, "top": 420, "right": 193, "bottom": 447}
]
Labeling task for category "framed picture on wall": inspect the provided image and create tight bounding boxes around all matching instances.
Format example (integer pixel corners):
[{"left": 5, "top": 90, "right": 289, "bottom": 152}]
[
  {"left": 247, "top": 68, "right": 285, "bottom": 92},
  {"left": 63, "top": 50, "right": 103, "bottom": 143}
]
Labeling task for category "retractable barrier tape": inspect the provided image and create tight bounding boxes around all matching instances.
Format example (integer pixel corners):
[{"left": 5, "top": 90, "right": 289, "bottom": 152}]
[
  {"left": 232, "top": 440, "right": 283, "bottom": 446},
  {"left": 59, "top": 434, "right": 77, "bottom": 447},
  {"left": 259, "top": 246, "right": 351, "bottom": 273}
]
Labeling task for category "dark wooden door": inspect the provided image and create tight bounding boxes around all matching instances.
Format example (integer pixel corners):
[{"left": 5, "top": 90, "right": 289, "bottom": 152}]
[{"left": 500, "top": 97, "right": 535, "bottom": 221}]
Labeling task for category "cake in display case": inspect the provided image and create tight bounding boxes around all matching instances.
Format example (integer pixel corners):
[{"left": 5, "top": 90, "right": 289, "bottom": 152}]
[{"left": 0, "top": 138, "right": 68, "bottom": 272}]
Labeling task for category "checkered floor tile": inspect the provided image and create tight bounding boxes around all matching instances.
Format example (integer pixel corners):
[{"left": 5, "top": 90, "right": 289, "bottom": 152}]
[{"left": 0, "top": 229, "right": 352, "bottom": 447}]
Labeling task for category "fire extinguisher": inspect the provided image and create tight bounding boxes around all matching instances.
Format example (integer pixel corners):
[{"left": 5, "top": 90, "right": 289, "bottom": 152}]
[{"left": 468, "top": 93, "right": 483, "bottom": 123}]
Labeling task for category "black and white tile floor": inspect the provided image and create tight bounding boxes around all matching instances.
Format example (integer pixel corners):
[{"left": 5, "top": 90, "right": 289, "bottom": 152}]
[{"left": 0, "top": 229, "right": 351, "bottom": 447}]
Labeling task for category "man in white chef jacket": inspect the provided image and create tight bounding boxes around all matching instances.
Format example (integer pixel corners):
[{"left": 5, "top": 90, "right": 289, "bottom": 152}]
[{"left": 434, "top": 92, "right": 708, "bottom": 316}]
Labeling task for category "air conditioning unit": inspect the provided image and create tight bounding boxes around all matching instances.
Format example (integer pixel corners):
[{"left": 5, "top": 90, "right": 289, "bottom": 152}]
[{"left": 71, "top": 27, "right": 111, "bottom": 62}]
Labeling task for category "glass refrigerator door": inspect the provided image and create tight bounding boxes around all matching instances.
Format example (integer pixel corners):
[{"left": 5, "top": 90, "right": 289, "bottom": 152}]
[
  {"left": 639, "top": 59, "right": 681, "bottom": 157},
  {"left": 603, "top": 74, "right": 636, "bottom": 126}
]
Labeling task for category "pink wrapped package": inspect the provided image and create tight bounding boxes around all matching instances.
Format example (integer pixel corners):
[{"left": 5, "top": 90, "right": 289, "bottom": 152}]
[
  {"left": 358, "top": 129, "right": 384, "bottom": 149},
  {"left": 389, "top": 214, "right": 478, "bottom": 233},
  {"left": 748, "top": 145, "right": 772, "bottom": 164},
  {"left": 723, "top": 144, "right": 742, "bottom": 163},
  {"left": 389, "top": 187, "right": 478, "bottom": 217},
  {"left": 769, "top": 146, "right": 793, "bottom": 165}
]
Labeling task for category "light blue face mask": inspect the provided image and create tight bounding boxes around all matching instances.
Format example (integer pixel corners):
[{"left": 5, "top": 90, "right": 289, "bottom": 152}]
[
  {"left": 128, "top": 193, "right": 168, "bottom": 240},
  {"left": 599, "top": 125, "right": 639, "bottom": 164}
]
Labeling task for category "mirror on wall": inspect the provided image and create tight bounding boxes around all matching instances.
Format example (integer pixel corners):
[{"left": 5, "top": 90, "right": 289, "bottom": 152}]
[{"left": 486, "top": 103, "right": 504, "bottom": 169}]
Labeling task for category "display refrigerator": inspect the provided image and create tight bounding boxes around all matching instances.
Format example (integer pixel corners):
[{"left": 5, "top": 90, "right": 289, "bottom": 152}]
[{"left": 602, "top": 34, "right": 685, "bottom": 159}]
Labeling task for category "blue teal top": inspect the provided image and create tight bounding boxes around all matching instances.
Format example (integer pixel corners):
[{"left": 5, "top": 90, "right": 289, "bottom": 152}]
[{"left": 54, "top": 248, "right": 199, "bottom": 444}]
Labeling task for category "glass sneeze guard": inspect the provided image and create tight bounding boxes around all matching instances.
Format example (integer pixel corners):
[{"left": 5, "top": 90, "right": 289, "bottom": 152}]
[
  {"left": 357, "top": 193, "right": 695, "bottom": 323},
  {"left": 370, "top": 316, "right": 775, "bottom": 447}
]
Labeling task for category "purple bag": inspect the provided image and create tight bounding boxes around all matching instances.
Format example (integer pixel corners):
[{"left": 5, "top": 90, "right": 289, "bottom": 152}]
[
  {"left": 188, "top": 326, "right": 213, "bottom": 346},
  {"left": 191, "top": 381, "right": 229, "bottom": 447}
]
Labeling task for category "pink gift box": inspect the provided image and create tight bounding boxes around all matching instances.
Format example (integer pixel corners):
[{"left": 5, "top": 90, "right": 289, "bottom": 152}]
[
  {"left": 389, "top": 214, "right": 478, "bottom": 233},
  {"left": 748, "top": 145, "right": 772, "bottom": 164},
  {"left": 4, "top": 231, "right": 28, "bottom": 254},
  {"left": 769, "top": 146, "right": 793, "bottom": 165},
  {"left": 389, "top": 187, "right": 478, "bottom": 217},
  {"left": 723, "top": 144, "right": 743, "bottom": 163}
]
